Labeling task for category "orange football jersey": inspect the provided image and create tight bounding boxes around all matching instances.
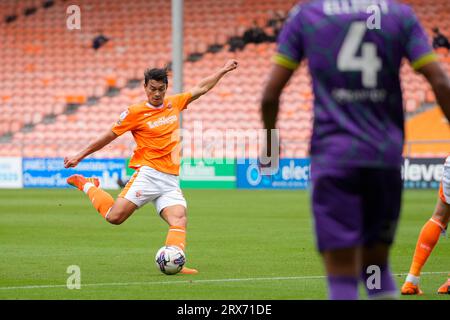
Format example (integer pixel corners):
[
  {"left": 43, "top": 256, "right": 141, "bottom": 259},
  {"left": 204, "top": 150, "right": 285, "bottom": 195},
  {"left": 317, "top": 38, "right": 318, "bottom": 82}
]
[{"left": 111, "top": 92, "right": 192, "bottom": 175}]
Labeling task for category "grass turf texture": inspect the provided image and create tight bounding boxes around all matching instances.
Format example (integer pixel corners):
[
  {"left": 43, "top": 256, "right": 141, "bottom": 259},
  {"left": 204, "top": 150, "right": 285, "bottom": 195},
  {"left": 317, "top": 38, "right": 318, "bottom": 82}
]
[{"left": 0, "top": 189, "right": 448, "bottom": 300}]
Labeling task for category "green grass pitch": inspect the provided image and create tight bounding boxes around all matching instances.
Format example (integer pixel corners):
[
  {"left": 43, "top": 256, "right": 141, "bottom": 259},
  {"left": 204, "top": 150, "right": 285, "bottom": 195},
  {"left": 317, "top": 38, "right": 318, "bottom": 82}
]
[{"left": 0, "top": 188, "right": 448, "bottom": 300}]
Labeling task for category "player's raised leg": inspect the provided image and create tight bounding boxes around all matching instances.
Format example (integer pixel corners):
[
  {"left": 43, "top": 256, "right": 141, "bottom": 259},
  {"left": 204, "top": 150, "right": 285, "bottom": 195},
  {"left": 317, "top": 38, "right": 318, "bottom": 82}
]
[
  {"left": 67, "top": 174, "right": 100, "bottom": 190},
  {"left": 401, "top": 195, "right": 450, "bottom": 295},
  {"left": 104, "top": 198, "right": 138, "bottom": 225},
  {"left": 160, "top": 205, "right": 198, "bottom": 275},
  {"left": 67, "top": 174, "right": 137, "bottom": 224},
  {"left": 67, "top": 174, "right": 113, "bottom": 218}
]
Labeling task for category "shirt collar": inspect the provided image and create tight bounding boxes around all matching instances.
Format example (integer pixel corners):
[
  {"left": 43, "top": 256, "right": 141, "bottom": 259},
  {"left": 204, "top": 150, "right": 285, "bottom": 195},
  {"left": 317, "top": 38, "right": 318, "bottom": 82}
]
[{"left": 146, "top": 102, "right": 164, "bottom": 109}]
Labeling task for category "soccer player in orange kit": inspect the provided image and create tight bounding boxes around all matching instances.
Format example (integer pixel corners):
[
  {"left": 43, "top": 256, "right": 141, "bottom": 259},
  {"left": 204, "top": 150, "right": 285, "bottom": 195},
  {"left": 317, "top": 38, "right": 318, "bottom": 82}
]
[
  {"left": 401, "top": 157, "right": 450, "bottom": 295},
  {"left": 64, "top": 59, "right": 238, "bottom": 274}
]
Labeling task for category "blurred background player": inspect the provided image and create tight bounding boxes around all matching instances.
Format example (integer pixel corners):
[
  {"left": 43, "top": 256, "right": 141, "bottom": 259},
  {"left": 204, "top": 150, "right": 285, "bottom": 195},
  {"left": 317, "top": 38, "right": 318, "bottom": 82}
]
[
  {"left": 401, "top": 156, "right": 450, "bottom": 295},
  {"left": 261, "top": 0, "right": 450, "bottom": 299},
  {"left": 432, "top": 27, "right": 450, "bottom": 51},
  {"left": 64, "top": 59, "right": 238, "bottom": 275}
]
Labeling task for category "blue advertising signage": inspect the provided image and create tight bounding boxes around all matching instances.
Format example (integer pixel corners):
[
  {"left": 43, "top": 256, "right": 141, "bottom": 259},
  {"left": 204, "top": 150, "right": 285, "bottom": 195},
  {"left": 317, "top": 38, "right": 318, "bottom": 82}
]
[
  {"left": 402, "top": 158, "right": 445, "bottom": 189},
  {"left": 237, "top": 158, "right": 311, "bottom": 189},
  {"left": 23, "top": 158, "right": 126, "bottom": 189}
]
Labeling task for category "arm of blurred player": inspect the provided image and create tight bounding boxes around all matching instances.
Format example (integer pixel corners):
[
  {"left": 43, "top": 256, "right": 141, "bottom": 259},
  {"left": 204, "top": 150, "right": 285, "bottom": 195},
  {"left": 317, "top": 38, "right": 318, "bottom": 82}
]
[
  {"left": 188, "top": 59, "right": 238, "bottom": 103},
  {"left": 261, "top": 64, "right": 294, "bottom": 157},
  {"left": 64, "top": 130, "right": 118, "bottom": 168},
  {"left": 418, "top": 61, "right": 450, "bottom": 122}
]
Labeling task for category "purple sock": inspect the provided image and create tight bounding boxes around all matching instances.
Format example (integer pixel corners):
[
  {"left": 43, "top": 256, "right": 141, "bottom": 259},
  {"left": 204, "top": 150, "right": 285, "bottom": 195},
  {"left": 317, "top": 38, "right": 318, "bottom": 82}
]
[
  {"left": 361, "top": 264, "right": 398, "bottom": 299},
  {"left": 327, "top": 276, "right": 359, "bottom": 300}
]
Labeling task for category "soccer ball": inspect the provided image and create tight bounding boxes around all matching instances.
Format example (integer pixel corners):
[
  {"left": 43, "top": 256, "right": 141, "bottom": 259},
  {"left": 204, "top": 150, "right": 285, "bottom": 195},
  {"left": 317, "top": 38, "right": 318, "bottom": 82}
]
[{"left": 155, "top": 246, "right": 186, "bottom": 275}]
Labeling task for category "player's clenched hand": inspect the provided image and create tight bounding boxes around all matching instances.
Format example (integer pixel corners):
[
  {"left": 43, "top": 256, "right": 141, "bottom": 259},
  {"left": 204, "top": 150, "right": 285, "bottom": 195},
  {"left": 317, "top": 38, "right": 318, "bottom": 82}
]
[
  {"left": 222, "top": 59, "right": 238, "bottom": 73},
  {"left": 64, "top": 156, "right": 80, "bottom": 168}
]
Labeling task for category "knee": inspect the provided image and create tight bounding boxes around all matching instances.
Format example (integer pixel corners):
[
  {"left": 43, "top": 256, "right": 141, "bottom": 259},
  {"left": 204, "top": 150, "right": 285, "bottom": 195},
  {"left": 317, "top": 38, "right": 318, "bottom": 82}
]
[
  {"left": 432, "top": 215, "right": 449, "bottom": 228},
  {"left": 177, "top": 215, "right": 187, "bottom": 227},
  {"left": 106, "top": 211, "right": 125, "bottom": 225},
  {"left": 171, "top": 213, "right": 187, "bottom": 227},
  {"left": 162, "top": 207, "right": 187, "bottom": 227},
  {"left": 433, "top": 201, "right": 450, "bottom": 226}
]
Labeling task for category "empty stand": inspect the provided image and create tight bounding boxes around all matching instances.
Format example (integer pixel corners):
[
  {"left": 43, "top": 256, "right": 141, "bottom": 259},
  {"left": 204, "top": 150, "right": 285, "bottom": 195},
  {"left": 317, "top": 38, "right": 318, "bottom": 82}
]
[
  {"left": 404, "top": 106, "right": 450, "bottom": 157},
  {"left": 0, "top": 0, "right": 449, "bottom": 158}
]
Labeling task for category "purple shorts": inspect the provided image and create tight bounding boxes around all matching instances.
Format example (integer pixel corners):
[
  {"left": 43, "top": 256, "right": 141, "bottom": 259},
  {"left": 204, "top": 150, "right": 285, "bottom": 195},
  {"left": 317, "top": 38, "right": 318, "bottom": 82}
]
[{"left": 311, "top": 166, "right": 402, "bottom": 252}]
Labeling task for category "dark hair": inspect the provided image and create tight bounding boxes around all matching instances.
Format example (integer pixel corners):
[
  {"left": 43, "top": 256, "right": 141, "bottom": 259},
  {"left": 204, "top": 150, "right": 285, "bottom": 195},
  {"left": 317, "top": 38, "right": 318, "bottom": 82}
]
[{"left": 144, "top": 68, "right": 168, "bottom": 86}]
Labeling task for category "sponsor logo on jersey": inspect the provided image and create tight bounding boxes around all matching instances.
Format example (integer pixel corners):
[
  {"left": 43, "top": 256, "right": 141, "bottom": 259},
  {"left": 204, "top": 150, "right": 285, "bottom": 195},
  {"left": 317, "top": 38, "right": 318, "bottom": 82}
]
[{"left": 147, "top": 115, "right": 178, "bottom": 129}]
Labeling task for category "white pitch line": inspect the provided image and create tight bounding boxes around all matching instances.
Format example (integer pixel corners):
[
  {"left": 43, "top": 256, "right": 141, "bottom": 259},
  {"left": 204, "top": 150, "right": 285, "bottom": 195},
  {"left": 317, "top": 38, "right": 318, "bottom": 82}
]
[{"left": 0, "top": 271, "right": 448, "bottom": 291}]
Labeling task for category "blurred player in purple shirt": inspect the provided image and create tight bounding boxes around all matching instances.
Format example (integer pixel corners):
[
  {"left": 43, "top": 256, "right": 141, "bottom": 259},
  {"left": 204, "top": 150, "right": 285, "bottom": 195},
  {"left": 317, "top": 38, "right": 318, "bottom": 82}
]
[{"left": 261, "top": 0, "right": 450, "bottom": 299}]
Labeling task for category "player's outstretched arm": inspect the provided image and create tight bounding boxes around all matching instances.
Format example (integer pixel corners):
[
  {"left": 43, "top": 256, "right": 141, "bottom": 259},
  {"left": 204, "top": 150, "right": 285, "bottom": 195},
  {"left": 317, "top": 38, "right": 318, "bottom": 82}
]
[
  {"left": 188, "top": 59, "right": 238, "bottom": 103},
  {"left": 418, "top": 61, "right": 450, "bottom": 122},
  {"left": 64, "top": 130, "right": 118, "bottom": 168}
]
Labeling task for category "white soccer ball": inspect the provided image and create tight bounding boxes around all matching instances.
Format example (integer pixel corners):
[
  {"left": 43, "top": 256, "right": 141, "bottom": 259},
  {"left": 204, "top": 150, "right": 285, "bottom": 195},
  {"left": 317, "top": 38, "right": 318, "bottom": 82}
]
[{"left": 155, "top": 246, "right": 186, "bottom": 275}]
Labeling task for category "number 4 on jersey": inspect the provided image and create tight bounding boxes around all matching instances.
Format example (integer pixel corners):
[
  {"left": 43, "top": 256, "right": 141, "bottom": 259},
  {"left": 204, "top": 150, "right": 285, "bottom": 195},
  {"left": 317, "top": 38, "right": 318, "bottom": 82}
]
[{"left": 337, "top": 22, "right": 382, "bottom": 89}]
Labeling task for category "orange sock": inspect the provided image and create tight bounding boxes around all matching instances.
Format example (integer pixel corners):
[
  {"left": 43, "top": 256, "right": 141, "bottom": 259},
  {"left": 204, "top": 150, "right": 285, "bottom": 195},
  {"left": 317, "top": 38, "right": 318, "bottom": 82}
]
[
  {"left": 85, "top": 186, "right": 115, "bottom": 218},
  {"left": 409, "top": 218, "right": 444, "bottom": 276},
  {"left": 165, "top": 226, "right": 186, "bottom": 252}
]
